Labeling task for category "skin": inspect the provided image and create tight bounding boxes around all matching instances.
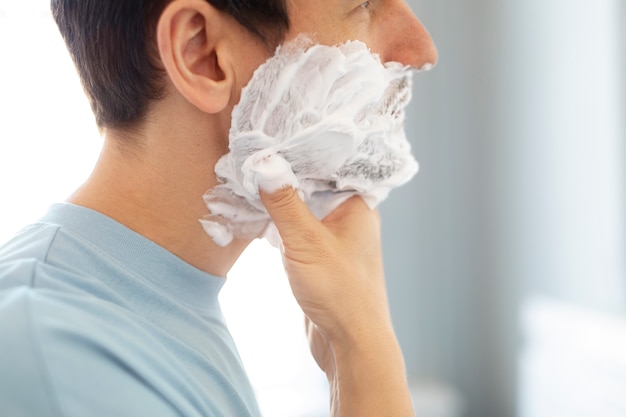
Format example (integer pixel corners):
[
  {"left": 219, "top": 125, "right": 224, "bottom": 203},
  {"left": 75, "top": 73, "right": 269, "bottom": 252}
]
[{"left": 70, "top": 0, "right": 437, "bottom": 415}]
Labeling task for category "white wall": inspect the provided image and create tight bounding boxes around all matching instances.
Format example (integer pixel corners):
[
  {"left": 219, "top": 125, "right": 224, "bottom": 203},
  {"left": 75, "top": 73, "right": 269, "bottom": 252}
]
[
  {"left": 508, "top": 0, "right": 625, "bottom": 312},
  {"left": 0, "top": 5, "right": 102, "bottom": 243},
  {"left": 381, "top": 1, "right": 625, "bottom": 416}
]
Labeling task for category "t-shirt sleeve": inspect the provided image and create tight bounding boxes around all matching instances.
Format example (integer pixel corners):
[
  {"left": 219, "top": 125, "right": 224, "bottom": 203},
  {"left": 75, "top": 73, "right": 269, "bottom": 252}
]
[
  {"left": 0, "top": 287, "right": 59, "bottom": 417},
  {"left": 0, "top": 286, "right": 184, "bottom": 417}
]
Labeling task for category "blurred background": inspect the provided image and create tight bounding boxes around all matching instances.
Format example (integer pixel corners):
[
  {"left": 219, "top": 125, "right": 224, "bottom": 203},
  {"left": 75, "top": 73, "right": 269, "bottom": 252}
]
[{"left": 0, "top": 1, "right": 624, "bottom": 417}]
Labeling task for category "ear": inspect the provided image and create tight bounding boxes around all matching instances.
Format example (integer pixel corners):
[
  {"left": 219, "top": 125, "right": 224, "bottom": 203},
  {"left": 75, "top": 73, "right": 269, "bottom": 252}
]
[{"left": 157, "top": 0, "right": 234, "bottom": 114}]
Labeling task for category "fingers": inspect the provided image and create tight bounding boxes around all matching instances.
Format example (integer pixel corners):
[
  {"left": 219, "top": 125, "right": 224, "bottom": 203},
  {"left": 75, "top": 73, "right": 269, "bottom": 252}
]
[
  {"left": 261, "top": 186, "right": 381, "bottom": 247},
  {"left": 260, "top": 186, "right": 325, "bottom": 248}
]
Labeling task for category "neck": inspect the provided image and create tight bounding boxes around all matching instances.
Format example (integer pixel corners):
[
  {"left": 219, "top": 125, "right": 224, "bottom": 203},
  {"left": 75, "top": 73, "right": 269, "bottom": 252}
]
[{"left": 68, "top": 109, "right": 250, "bottom": 277}]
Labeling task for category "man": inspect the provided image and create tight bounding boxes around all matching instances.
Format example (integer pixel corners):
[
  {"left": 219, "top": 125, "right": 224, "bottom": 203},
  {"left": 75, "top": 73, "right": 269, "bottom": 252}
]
[{"left": 0, "top": 0, "right": 437, "bottom": 416}]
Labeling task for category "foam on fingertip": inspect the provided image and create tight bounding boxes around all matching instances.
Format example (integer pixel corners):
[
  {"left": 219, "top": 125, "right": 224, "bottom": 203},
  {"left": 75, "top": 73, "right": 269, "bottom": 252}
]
[{"left": 244, "top": 149, "right": 299, "bottom": 195}]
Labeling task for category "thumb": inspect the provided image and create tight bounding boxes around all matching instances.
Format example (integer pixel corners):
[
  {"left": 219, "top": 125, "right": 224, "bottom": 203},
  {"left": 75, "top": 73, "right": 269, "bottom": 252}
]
[
  {"left": 249, "top": 149, "right": 322, "bottom": 245},
  {"left": 260, "top": 186, "right": 322, "bottom": 246}
]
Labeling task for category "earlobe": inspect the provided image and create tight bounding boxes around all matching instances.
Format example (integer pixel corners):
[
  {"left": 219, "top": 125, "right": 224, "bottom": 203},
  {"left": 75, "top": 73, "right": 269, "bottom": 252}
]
[{"left": 157, "top": 0, "right": 234, "bottom": 114}]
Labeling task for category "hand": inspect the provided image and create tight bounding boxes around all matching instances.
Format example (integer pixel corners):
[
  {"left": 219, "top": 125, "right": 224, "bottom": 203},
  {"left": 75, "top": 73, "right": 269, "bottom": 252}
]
[
  {"left": 260, "top": 188, "right": 393, "bottom": 349},
  {"left": 260, "top": 186, "right": 415, "bottom": 417}
]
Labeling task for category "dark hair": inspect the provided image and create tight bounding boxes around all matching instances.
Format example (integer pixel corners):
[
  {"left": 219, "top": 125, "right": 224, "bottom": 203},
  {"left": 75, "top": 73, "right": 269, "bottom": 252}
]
[{"left": 50, "top": 0, "right": 289, "bottom": 131}]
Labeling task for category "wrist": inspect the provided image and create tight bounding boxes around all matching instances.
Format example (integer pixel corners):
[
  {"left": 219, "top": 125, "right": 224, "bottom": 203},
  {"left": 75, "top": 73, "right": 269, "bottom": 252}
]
[
  {"left": 325, "top": 327, "right": 414, "bottom": 417},
  {"left": 328, "top": 316, "right": 396, "bottom": 353},
  {"left": 330, "top": 325, "right": 403, "bottom": 372}
]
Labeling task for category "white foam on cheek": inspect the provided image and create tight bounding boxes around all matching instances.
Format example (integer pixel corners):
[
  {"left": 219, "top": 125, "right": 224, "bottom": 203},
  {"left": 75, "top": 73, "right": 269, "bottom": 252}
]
[{"left": 201, "top": 35, "right": 419, "bottom": 247}]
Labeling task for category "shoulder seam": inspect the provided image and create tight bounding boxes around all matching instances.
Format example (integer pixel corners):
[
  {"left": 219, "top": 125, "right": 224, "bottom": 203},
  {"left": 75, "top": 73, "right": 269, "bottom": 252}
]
[
  {"left": 42, "top": 226, "right": 62, "bottom": 265},
  {"left": 26, "top": 225, "right": 62, "bottom": 288}
]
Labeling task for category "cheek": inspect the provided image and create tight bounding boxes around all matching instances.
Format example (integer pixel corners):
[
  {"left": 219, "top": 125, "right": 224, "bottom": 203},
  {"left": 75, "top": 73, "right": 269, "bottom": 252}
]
[
  {"left": 286, "top": 2, "right": 370, "bottom": 45},
  {"left": 231, "top": 47, "right": 272, "bottom": 103}
]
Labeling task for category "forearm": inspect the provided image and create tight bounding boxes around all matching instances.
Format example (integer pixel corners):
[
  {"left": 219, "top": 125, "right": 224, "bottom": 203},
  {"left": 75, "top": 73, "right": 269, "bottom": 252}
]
[{"left": 328, "top": 328, "right": 414, "bottom": 417}]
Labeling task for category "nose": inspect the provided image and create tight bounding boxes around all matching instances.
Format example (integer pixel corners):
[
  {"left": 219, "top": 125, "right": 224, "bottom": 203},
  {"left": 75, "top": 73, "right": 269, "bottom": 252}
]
[{"left": 376, "top": 2, "right": 438, "bottom": 70}]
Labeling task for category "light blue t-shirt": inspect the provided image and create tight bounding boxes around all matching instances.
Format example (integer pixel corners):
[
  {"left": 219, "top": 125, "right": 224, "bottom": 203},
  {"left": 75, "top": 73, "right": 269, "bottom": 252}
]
[{"left": 0, "top": 203, "right": 261, "bottom": 417}]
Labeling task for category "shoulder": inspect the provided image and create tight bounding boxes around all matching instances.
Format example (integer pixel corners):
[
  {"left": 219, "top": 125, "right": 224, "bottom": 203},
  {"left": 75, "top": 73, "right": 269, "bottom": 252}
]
[
  {"left": 0, "top": 222, "right": 63, "bottom": 288},
  {"left": 0, "top": 222, "right": 61, "bottom": 264},
  {"left": 0, "top": 284, "right": 187, "bottom": 416},
  {"left": 0, "top": 223, "right": 178, "bottom": 415},
  {"left": 0, "top": 217, "right": 258, "bottom": 416}
]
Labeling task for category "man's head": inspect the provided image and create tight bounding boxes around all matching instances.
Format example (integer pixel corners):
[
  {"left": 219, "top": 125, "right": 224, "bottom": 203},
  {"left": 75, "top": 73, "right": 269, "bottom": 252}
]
[
  {"left": 51, "top": 0, "right": 289, "bottom": 131},
  {"left": 55, "top": 0, "right": 438, "bottom": 274},
  {"left": 51, "top": 0, "right": 437, "bottom": 137}
]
